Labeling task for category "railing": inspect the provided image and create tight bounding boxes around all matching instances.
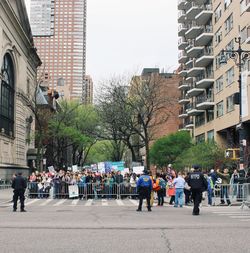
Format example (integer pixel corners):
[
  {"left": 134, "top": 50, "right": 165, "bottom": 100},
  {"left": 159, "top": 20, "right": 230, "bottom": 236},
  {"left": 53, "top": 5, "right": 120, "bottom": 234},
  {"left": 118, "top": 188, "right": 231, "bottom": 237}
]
[
  {"left": 196, "top": 94, "right": 214, "bottom": 104},
  {"left": 26, "top": 182, "right": 138, "bottom": 200},
  {"left": 200, "top": 25, "right": 213, "bottom": 33}
]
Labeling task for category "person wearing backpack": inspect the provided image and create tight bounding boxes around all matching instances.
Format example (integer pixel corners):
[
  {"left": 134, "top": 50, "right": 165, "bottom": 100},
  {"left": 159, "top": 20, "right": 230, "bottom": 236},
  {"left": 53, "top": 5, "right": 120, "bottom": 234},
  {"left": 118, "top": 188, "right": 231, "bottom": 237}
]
[{"left": 156, "top": 173, "right": 166, "bottom": 206}]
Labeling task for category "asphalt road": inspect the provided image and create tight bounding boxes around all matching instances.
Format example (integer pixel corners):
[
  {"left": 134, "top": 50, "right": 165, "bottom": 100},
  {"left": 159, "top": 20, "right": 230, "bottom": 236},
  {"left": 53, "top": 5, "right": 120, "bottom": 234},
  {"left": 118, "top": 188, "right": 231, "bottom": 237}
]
[{"left": 0, "top": 199, "right": 249, "bottom": 253}]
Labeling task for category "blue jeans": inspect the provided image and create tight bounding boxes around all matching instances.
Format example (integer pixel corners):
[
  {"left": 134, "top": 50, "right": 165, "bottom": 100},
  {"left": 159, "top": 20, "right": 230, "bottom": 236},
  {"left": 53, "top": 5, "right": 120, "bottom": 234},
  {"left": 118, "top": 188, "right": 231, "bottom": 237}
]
[
  {"left": 174, "top": 188, "right": 184, "bottom": 207},
  {"left": 207, "top": 188, "right": 212, "bottom": 205}
]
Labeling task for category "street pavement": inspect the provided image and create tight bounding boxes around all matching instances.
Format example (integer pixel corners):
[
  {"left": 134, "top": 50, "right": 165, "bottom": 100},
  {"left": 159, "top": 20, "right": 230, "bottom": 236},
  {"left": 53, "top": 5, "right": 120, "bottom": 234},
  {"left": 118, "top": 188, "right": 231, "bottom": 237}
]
[{"left": 0, "top": 196, "right": 250, "bottom": 253}]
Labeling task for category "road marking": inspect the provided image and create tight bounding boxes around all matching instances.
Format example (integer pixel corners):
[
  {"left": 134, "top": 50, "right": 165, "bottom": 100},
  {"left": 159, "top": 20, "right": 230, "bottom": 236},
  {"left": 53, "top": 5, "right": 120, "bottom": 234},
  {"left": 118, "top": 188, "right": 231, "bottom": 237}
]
[
  {"left": 116, "top": 199, "right": 124, "bottom": 206},
  {"left": 129, "top": 199, "right": 138, "bottom": 206},
  {"left": 25, "top": 199, "right": 40, "bottom": 206},
  {"left": 71, "top": 199, "right": 79, "bottom": 206},
  {"left": 102, "top": 199, "right": 108, "bottom": 206},
  {"left": 40, "top": 199, "right": 53, "bottom": 206},
  {"left": 53, "top": 199, "right": 67, "bottom": 206},
  {"left": 229, "top": 216, "right": 250, "bottom": 219},
  {"left": 85, "top": 199, "right": 93, "bottom": 206}
]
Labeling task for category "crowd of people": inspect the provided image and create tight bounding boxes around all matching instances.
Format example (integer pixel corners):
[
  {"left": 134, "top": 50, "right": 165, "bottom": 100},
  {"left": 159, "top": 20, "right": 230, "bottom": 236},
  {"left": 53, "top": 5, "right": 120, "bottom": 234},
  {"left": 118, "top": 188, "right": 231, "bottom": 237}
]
[{"left": 24, "top": 164, "right": 250, "bottom": 207}]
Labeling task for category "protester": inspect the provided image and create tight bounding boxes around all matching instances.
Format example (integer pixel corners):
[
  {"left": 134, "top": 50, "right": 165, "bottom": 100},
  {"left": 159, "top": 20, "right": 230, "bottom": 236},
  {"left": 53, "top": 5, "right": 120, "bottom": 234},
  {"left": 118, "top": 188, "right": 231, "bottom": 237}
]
[
  {"left": 173, "top": 172, "right": 185, "bottom": 208},
  {"left": 217, "top": 168, "right": 231, "bottom": 206}
]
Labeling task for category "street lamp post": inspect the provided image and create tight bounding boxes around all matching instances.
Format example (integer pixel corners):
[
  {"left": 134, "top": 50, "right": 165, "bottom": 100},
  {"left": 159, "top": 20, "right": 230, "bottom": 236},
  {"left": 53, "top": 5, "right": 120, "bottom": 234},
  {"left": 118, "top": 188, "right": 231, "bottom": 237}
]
[{"left": 220, "top": 36, "right": 250, "bottom": 169}]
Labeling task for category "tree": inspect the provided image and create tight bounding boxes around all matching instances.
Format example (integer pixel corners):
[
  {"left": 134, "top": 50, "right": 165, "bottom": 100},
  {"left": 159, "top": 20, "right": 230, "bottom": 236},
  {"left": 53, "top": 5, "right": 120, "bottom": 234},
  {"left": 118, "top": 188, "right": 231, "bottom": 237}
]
[
  {"left": 173, "top": 141, "right": 226, "bottom": 171},
  {"left": 149, "top": 131, "right": 192, "bottom": 168}
]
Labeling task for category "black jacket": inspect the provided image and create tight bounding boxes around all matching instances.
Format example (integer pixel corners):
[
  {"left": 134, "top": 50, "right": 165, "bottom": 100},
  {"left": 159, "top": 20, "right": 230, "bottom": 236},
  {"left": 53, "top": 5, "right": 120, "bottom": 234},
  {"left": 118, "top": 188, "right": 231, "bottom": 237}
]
[
  {"left": 12, "top": 175, "right": 27, "bottom": 190},
  {"left": 187, "top": 171, "right": 208, "bottom": 191}
]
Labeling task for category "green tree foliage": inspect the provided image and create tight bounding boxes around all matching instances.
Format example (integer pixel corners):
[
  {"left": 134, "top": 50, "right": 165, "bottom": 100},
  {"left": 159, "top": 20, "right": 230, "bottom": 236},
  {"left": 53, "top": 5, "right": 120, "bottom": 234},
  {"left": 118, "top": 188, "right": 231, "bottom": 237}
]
[
  {"left": 149, "top": 131, "right": 192, "bottom": 168},
  {"left": 174, "top": 141, "right": 225, "bottom": 171}
]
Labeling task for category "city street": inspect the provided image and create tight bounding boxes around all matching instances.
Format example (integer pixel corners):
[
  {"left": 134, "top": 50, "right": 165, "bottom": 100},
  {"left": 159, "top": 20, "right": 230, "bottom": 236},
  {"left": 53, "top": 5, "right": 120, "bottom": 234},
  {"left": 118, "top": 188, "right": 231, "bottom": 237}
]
[{"left": 0, "top": 196, "right": 250, "bottom": 253}]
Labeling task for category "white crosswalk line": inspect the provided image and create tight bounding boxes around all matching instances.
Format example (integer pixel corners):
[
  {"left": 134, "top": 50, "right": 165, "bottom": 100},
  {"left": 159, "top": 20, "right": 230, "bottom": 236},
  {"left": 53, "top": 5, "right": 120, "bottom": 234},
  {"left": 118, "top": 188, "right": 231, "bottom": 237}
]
[
  {"left": 25, "top": 199, "right": 40, "bottom": 206},
  {"left": 85, "top": 199, "right": 93, "bottom": 206},
  {"left": 116, "top": 199, "right": 124, "bottom": 206},
  {"left": 71, "top": 199, "right": 79, "bottom": 206},
  {"left": 40, "top": 199, "right": 53, "bottom": 206},
  {"left": 229, "top": 216, "right": 250, "bottom": 219},
  {"left": 129, "top": 199, "right": 138, "bottom": 206},
  {"left": 53, "top": 199, "right": 67, "bottom": 206},
  {"left": 102, "top": 199, "right": 108, "bottom": 206}
]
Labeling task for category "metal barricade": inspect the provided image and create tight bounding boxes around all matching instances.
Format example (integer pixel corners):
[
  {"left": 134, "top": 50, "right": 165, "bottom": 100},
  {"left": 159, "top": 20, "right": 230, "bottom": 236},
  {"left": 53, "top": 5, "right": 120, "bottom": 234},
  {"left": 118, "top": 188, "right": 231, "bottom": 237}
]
[
  {"left": 241, "top": 183, "right": 250, "bottom": 209},
  {"left": 213, "top": 183, "right": 243, "bottom": 205},
  {"left": 118, "top": 183, "right": 138, "bottom": 199},
  {"left": 0, "top": 184, "right": 12, "bottom": 190}
]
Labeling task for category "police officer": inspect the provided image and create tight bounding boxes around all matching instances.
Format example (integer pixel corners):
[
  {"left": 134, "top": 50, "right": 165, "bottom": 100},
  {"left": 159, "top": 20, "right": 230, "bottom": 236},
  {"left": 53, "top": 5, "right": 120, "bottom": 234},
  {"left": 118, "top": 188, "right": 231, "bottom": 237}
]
[
  {"left": 136, "top": 169, "right": 153, "bottom": 212},
  {"left": 187, "top": 165, "right": 207, "bottom": 215},
  {"left": 12, "top": 172, "right": 27, "bottom": 212}
]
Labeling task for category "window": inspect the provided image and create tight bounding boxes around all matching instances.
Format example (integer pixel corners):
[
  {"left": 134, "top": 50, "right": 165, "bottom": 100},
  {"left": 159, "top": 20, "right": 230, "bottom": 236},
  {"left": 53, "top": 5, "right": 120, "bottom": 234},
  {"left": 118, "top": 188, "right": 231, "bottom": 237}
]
[
  {"left": 195, "top": 113, "right": 205, "bottom": 127},
  {"left": 215, "top": 76, "right": 223, "bottom": 93},
  {"left": 196, "top": 133, "right": 205, "bottom": 144},
  {"left": 215, "top": 27, "right": 222, "bottom": 46},
  {"left": 0, "top": 53, "right": 15, "bottom": 136},
  {"left": 207, "top": 130, "right": 214, "bottom": 142},
  {"left": 226, "top": 67, "right": 234, "bottom": 85},
  {"left": 215, "top": 4, "right": 222, "bottom": 23},
  {"left": 224, "top": 0, "right": 232, "bottom": 10},
  {"left": 226, "top": 95, "right": 234, "bottom": 112},
  {"left": 207, "top": 109, "right": 214, "bottom": 122},
  {"left": 225, "top": 14, "right": 233, "bottom": 34},
  {"left": 216, "top": 101, "right": 224, "bottom": 117}
]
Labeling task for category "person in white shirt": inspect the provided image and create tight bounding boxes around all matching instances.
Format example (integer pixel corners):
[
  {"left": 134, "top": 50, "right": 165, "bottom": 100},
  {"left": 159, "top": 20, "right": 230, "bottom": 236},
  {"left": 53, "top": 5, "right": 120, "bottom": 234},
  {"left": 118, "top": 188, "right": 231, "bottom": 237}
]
[{"left": 173, "top": 172, "right": 185, "bottom": 208}]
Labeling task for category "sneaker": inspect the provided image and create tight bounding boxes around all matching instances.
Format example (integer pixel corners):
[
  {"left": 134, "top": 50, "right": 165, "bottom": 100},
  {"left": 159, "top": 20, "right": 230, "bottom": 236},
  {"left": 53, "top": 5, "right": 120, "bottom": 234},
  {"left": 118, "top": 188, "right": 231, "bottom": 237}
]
[
  {"left": 136, "top": 209, "right": 142, "bottom": 212},
  {"left": 20, "top": 209, "right": 27, "bottom": 212},
  {"left": 228, "top": 203, "right": 232, "bottom": 206}
]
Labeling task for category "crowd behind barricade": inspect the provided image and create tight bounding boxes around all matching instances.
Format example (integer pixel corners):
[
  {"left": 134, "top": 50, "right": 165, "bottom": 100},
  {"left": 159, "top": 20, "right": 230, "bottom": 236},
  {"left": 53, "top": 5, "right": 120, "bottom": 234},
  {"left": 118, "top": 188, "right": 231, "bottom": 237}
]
[{"left": 21, "top": 163, "right": 250, "bottom": 205}]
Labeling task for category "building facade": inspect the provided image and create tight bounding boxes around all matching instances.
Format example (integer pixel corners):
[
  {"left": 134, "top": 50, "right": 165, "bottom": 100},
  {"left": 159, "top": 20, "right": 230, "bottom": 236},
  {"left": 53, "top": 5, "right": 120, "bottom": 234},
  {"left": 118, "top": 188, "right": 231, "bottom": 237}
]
[
  {"left": 0, "top": 0, "right": 41, "bottom": 179},
  {"left": 83, "top": 75, "right": 93, "bottom": 104},
  {"left": 177, "top": 0, "right": 250, "bottom": 165},
  {"left": 28, "top": 0, "right": 87, "bottom": 100}
]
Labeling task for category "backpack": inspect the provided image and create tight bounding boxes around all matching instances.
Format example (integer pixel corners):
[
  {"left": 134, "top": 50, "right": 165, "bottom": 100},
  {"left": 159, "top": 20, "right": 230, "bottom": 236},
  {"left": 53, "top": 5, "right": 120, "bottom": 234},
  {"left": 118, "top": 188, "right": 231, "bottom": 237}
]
[{"left": 159, "top": 178, "right": 166, "bottom": 189}]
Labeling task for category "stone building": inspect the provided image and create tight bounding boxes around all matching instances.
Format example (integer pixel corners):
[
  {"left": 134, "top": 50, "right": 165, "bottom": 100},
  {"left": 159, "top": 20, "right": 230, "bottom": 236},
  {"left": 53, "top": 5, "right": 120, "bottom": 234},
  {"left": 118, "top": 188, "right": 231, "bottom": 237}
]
[{"left": 0, "top": 0, "right": 41, "bottom": 180}]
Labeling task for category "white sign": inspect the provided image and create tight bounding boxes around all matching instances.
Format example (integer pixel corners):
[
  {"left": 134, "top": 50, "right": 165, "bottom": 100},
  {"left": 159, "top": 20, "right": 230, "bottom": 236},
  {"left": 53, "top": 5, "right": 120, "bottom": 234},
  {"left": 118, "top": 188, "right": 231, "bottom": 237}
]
[
  {"left": 48, "top": 166, "right": 55, "bottom": 174},
  {"left": 72, "top": 165, "right": 78, "bottom": 172},
  {"left": 68, "top": 185, "right": 79, "bottom": 198},
  {"left": 241, "top": 70, "right": 248, "bottom": 118},
  {"left": 121, "top": 168, "right": 130, "bottom": 176},
  {"left": 133, "top": 166, "right": 144, "bottom": 174},
  {"left": 98, "top": 162, "right": 105, "bottom": 173}
]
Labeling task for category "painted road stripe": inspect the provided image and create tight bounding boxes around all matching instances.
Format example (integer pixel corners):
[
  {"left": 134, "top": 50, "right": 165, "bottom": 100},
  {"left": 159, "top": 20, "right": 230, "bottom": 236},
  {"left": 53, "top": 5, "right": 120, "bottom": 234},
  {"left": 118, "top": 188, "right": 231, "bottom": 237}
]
[
  {"left": 40, "top": 199, "right": 53, "bottom": 206},
  {"left": 53, "top": 199, "right": 67, "bottom": 206},
  {"left": 102, "top": 199, "right": 108, "bottom": 206},
  {"left": 116, "top": 199, "right": 124, "bottom": 206},
  {"left": 25, "top": 199, "right": 40, "bottom": 206},
  {"left": 85, "top": 199, "right": 93, "bottom": 206},
  {"left": 129, "top": 199, "right": 138, "bottom": 206},
  {"left": 71, "top": 199, "right": 79, "bottom": 206}
]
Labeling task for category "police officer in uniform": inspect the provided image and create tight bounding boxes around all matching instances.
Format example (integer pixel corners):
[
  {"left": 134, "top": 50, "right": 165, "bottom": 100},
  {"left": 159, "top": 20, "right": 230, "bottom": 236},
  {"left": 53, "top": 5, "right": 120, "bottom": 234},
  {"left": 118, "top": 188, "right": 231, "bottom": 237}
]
[
  {"left": 136, "top": 169, "right": 153, "bottom": 212},
  {"left": 12, "top": 172, "right": 27, "bottom": 212},
  {"left": 187, "top": 165, "right": 207, "bottom": 215}
]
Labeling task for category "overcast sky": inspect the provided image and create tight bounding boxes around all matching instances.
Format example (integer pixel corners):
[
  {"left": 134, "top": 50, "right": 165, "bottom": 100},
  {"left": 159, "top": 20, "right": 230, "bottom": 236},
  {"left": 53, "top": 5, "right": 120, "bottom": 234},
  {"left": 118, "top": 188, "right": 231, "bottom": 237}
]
[
  {"left": 87, "top": 0, "right": 178, "bottom": 85},
  {"left": 25, "top": 0, "right": 179, "bottom": 86}
]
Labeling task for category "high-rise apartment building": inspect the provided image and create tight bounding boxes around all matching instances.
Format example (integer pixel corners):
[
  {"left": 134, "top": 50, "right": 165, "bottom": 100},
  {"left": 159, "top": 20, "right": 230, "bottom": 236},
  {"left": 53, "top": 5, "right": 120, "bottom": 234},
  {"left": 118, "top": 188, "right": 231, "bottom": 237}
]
[
  {"left": 28, "top": 0, "right": 87, "bottom": 100},
  {"left": 83, "top": 75, "right": 93, "bottom": 104},
  {"left": 177, "top": 1, "right": 250, "bottom": 162}
]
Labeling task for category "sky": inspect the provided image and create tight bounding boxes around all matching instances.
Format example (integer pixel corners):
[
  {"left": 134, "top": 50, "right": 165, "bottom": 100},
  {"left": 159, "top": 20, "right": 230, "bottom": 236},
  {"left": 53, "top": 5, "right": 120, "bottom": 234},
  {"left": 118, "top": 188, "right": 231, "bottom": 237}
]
[
  {"left": 87, "top": 0, "right": 179, "bottom": 86},
  {"left": 24, "top": 0, "right": 179, "bottom": 87}
]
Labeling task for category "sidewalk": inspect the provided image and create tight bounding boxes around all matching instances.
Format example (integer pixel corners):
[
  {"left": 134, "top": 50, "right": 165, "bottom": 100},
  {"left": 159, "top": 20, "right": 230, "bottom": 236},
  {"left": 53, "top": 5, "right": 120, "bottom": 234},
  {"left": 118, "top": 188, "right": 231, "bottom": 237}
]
[{"left": 0, "top": 188, "right": 12, "bottom": 204}]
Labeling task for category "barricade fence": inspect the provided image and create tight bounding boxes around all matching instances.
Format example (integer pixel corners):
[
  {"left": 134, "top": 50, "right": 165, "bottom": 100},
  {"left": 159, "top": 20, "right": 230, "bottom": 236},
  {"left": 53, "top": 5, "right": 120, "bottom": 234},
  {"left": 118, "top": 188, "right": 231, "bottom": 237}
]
[
  {"left": 241, "top": 183, "right": 250, "bottom": 209},
  {"left": 27, "top": 182, "right": 138, "bottom": 200},
  {"left": 0, "top": 184, "right": 12, "bottom": 190}
]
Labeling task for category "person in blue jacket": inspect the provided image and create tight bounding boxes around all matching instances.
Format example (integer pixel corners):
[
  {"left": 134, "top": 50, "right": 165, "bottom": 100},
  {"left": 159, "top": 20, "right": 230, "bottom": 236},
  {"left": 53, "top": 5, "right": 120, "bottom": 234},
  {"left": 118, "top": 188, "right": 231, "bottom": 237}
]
[{"left": 136, "top": 169, "right": 153, "bottom": 212}]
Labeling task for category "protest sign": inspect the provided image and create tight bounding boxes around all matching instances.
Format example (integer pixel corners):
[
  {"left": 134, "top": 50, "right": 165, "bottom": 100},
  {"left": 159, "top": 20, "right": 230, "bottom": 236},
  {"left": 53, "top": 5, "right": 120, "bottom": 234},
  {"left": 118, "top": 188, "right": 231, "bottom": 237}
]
[
  {"left": 133, "top": 166, "right": 144, "bottom": 174},
  {"left": 68, "top": 185, "right": 79, "bottom": 198}
]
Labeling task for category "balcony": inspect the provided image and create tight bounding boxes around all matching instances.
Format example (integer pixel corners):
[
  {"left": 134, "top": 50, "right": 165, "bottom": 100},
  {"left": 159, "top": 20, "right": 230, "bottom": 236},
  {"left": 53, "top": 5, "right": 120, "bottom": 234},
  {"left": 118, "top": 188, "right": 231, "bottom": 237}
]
[
  {"left": 178, "top": 24, "right": 189, "bottom": 36},
  {"left": 178, "top": 37, "right": 189, "bottom": 50},
  {"left": 178, "top": 81, "right": 190, "bottom": 90},
  {"left": 179, "top": 95, "right": 190, "bottom": 104},
  {"left": 185, "top": 24, "right": 202, "bottom": 39},
  {"left": 179, "top": 108, "right": 188, "bottom": 118},
  {"left": 178, "top": 51, "right": 188, "bottom": 64},
  {"left": 178, "top": 10, "right": 186, "bottom": 23},
  {"left": 195, "top": 25, "right": 213, "bottom": 46},
  {"left": 195, "top": 4, "right": 213, "bottom": 25},
  {"left": 185, "top": 121, "right": 194, "bottom": 129},
  {"left": 178, "top": 0, "right": 186, "bottom": 10},
  {"left": 186, "top": 3, "right": 203, "bottom": 20},
  {"left": 186, "top": 44, "right": 203, "bottom": 58},
  {"left": 186, "top": 102, "right": 205, "bottom": 116},
  {"left": 196, "top": 94, "right": 215, "bottom": 110},
  {"left": 193, "top": 0, "right": 207, "bottom": 4},
  {"left": 195, "top": 74, "right": 214, "bottom": 89},
  {"left": 242, "top": 0, "right": 250, "bottom": 12},
  {"left": 187, "top": 84, "right": 204, "bottom": 97},
  {"left": 195, "top": 47, "right": 214, "bottom": 67},
  {"left": 186, "top": 62, "right": 204, "bottom": 77}
]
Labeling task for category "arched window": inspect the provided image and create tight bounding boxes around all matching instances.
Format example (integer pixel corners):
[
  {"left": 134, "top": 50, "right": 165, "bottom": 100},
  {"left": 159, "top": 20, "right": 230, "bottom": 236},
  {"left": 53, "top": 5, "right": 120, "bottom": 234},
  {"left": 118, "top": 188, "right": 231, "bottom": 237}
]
[{"left": 0, "top": 53, "right": 15, "bottom": 136}]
